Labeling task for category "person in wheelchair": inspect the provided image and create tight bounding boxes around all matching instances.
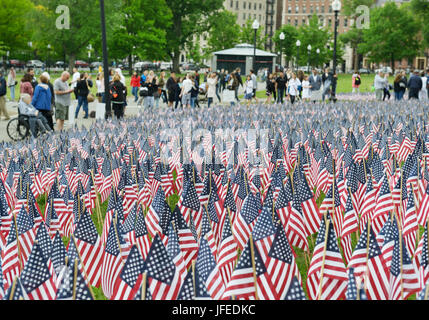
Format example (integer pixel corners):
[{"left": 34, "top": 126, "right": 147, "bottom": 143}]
[{"left": 18, "top": 93, "right": 52, "bottom": 137}]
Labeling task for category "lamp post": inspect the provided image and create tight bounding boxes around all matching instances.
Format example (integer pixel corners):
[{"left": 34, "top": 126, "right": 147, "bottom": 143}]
[
  {"left": 279, "top": 32, "right": 285, "bottom": 69},
  {"left": 332, "top": 0, "right": 341, "bottom": 100},
  {"left": 100, "top": 0, "right": 111, "bottom": 118},
  {"left": 307, "top": 44, "right": 312, "bottom": 72},
  {"left": 47, "top": 44, "right": 51, "bottom": 72},
  {"left": 252, "top": 19, "right": 260, "bottom": 72},
  {"left": 296, "top": 39, "right": 301, "bottom": 71},
  {"left": 316, "top": 48, "right": 320, "bottom": 69}
]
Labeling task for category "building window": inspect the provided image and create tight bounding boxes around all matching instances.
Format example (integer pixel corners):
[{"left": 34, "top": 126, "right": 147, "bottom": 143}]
[
  {"left": 243, "top": 13, "right": 246, "bottom": 19},
  {"left": 243, "top": 1, "right": 246, "bottom": 9},
  {"left": 259, "top": 14, "right": 261, "bottom": 21},
  {"left": 295, "top": 19, "right": 298, "bottom": 26},
  {"left": 321, "top": 5, "right": 324, "bottom": 13},
  {"left": 259, "top": 3, "right": 262, "bottom": 9},
  {"left": 344, "top": 18, "right": 348, "bottom": 27},
  {"left": 288, "top": 6, "right": 292, "bottom": 13},
  {"left": 303, "top": 5, "right": 306, "bottom": 13},
  {"left": 236, "top": 1, "right": 239, "bottom": 9},
  {"left": 254, "top": 13, "right": 256, "bottom": 19},
  {"left": 254, "top": 3, "right": 256, "bottom": 10},
  {"left": 310, "top": 5, "right": 313, "bottom": 13},
  {"left": 230, "top": 0, "right": 233, "bottom": 8},
  {"left": 249, "top": 2, "right": 251, "bottom": 9},
  {"left": 302, "top": 18, "right": 306, "bottom": 25},
  {"left": 329, "top": 6, "right": 332, "bottom": 13},
  {"left": 287, "top": 18, "right": 291, "bottom": 24},
  {"left": 316, "top": 6, "right": 319, "bottom": 13},
  {"left": 328, "top": 18, "right": 332, "bottom": 26},
  {"left": 295, "top": 6, "right": 299, "bottom": 13}
]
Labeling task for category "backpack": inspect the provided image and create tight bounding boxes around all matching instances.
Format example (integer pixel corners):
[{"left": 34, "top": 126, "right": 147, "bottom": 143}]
[
  {"left": 426, "top": 76, "right": 429, "bottom": 90},
  {"left": 110, "top": 84, "right": 120, "bottom": 101},
  {"left": 0, "top": 77, "right": 7, "bottom": 97},
  {"left": 139, "top": 86, "right": 148, "bottom": 97},
  {"left": 354, "top": 76, "right": 361, "bottom": 86}
]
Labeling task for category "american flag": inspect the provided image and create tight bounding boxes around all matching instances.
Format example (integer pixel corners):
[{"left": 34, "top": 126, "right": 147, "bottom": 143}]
[
  {"left": 402, "top": 188, "right": 418, "bottom": 257},
  {"left": 345, "top": 267, "right": 367, "bottom": 300},
  {"left": 15, "top": 206, "right": 37, "bottom": 268},
  {"left": 306, "top": 214, "right": 347, "bottom": 300},
  {"left": 166, "top": 223, "right": 187, "bottom": 295},
  {"left": 3, "top": 217, "right": 21, "bottom": 290},
  {"left": 282, "top": 275, "right": 306, "bottom": 300},
  {"left": 20, "top": 242, "right": 56, "bottom": 300},
  {"left": 195, "top": 237, "right": 225, "bottom": 299},
  {"left": 216, "top": 208, "right": 237, "bottom": 286},
  {"left": 111, "top": 245, "right": 145, "bottom": 300},
  {"left": 176, "top": 267, "right": 195, "bottom": 300},
  {"left": 414, "top": 225, "right": 429, "bottom": 289},
  {"left": 56, "top": 258, "right": 94, "bottom": 300},
  {"left": 145, "top": 186, "right": 170, "bottom": 239},
  {"left": 232, "top": 192, "right": 261, "bottom": 250},
  {"left": 222, "top": 237, "right": 277, "bottom": 300},
  {"left": 417, "top": 184, "right": 429, "bottom": 226},
  {"left": 122, "top": 204, "right": 151, "bottom": 260},
  {"left": 72, "top": 209, "right": 103, "bottom": 287},
  {"left": 51, "top": 231, "right": 67, "bottom": 276},
  {"left": 388, "top": 235, "right": 420, "bottom": 300},
  {"left": 372, "top": 174, "right": 394, "bottom": 234},
  {"left": 2, "top": 277, "right": 29, "bottom": 300}
]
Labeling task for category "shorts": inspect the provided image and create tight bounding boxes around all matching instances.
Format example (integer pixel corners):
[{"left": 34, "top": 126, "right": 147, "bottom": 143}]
[
  {"left": 182, "top": 93, "right": 191, "bottom": 105},
  {"left": 244, "top": 92, "right": 253, "bottom": 100},
  {"left": 168, "top": 91, "right": 175, "bottom": 103},
  {"left": 252, "top": 89, "right": 256, "bottom": 97},
  {"left": 55, "top": 103, "right": 69, "bottom": 120}
]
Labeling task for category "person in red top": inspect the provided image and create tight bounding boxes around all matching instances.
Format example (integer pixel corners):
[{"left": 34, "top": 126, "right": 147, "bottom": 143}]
[{"left": 130, "top": 71, "right": 140, "bottom": 102}]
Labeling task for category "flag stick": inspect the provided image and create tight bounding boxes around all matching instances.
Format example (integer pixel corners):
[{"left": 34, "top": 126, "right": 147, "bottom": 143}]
[
  {"left": 363, "top": 218, "right": 371, "bottom": 292},
  {"left": 72, "top": 258, "right": 78, "bottom": 300},
  {"left": 399, "top": 226, "right": 404, "bottom": 300},
  {"left": 141, "top": 272, "right": 147, "bottom": 300},
  {"left": 192, "top": 260, "right": 196, "bottom": 300},
  {"left": 248, "top": 234, "right": 259, "bottom": 300},
  {"left": 70, "top": 235, "right": 96, "bottom": 299},
  {"left": 317, "top": 218, "right": 331, "bottom": 300}
]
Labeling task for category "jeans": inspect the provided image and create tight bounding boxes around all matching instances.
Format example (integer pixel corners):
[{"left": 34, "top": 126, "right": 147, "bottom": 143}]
[
  {"left": 207, "top": 97, "right": 213, "bottom": 108},
  {"left": 234, "top": 87, "right": 239, "bottom": 102},
  {"left": 290, "top": 95, "right": 296, "bottom": 104},
  {"left": 277, "top": 89, "right": 284, "bottom": 103},
  {"left": 155, "top": 97, "right": 160, "bottom": 108},
  {"left": 75, "top": 95, "right": 89, "bottom": 118},
  {"left": 383, "top": 88, "right": 391, "bottom": 101},
  {"left": 132, "top": 86, "right": 139, "bottom": 102},
  {"left": 190, "top": 96, "right": 197, "bottom": 108},
  {"left": 28, "top": 114, "right": 51, "bottom": 137},
  {"left": 144, "top": 96, "right": 155, "bottom": 108},
  {"left": 9, "top": 85, "right": 15, "bottom": 101},
  {"left": 215, "top": 85, "right": 221, "bottom": 102}
]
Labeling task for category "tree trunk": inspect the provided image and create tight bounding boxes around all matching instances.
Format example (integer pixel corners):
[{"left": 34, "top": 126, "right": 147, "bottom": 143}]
[
  {"left": 68, "top": 53, "right": 76, "bottom": 73},
  {"left": 353, "top": 46, "right": 359, "bottom": 71},
  {"left": 172, "top": 49, "right": 181, "bottom": 74},
  {"left": 128, "top": 54, "right": 133, "bottom": 76},
  {"left": 391, "top": 54, "right": 395, "bottom": 75}
]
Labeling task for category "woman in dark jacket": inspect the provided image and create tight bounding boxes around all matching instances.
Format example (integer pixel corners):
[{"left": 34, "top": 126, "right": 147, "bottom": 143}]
[
  {"left": 109, "top": 73, "right": 127, "bottom": 119},
  {"left": 75, "top": 73, "right": 93, "bottom": 119},
  {"left": 393, "top": 72, "right": 407, "bottom": 101},
  {"left": 31, "top": 73, "right": 52, "bottom": 127}
]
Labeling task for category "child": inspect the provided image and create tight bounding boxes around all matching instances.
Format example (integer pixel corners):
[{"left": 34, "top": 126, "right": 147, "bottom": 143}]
[
  {"left": 244, "top": 75, "right": 253, "bottom": 106},
  {"left": 301, "top": 75, "right": 311, "bottom": 102},
  {"left": 18, "top": 93, "right": 52, "bottom": 137},
  {"left": 287, "top": 73, "right": 301, "bottom": 104}
]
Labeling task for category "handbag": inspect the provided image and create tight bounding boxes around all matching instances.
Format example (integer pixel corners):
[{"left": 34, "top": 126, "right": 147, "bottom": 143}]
[{"left": 87, "top": 93, "right": 95, "bottom": 103}]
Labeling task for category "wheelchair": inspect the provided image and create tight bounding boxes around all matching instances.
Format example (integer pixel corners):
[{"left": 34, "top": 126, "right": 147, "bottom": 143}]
[{"left": 6, "top": 108, "right": 34, "bottom": 141}]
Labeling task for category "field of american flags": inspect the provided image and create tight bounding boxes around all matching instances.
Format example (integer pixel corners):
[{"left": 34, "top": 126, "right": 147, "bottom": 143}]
[{"left": 0, "top": 100, "right": 429, "bottom": 300}]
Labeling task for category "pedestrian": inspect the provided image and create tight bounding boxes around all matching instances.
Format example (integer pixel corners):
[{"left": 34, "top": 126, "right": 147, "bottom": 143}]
[
  {"left": 190, "top": 74, "right": 199, "bottom": 108},
  {"left": 174, "top": 77, "right": 183, "bottom": 109},
  {"left": 244, "top": 75, "right": 254, "bottom": 106},
  {"left": 322, "top": 68, "right": 332, "bottom": 102},
  {"left": 265, "top": 73, "right": 275, "bottom": 104},
  {"left": 130, "top": 71, "right": 140, "bottom": 103},
  {"left": 180, "top": 73, "right": 193, "bottom": 108},
  {"left": 27, "top": 68, "right": 38, "bottom": 90},
  {"left": 140, "top": 70, "right": 148, "bottom": 87},
  {"left": 352, "top": 70, "right": 361, "bottom": 94},
  {"left": 297, "top": 70, "right": 304, "bottom": 99},
  {"left": 7, "top": 67, "right": 17, "bottom": 101},
  {"left": 419, "top": 71, "right": 428, "bottom": 101},
  {"left": 19, "top": 93, "right": 51, "bottom": 136},
  {"left": 32, "top": 73, "right": 52, "bottom": 125},
  {"left": 158, "top": 71, "right": 167, "bottom": 105},
  {"left": 382, "top": 73, "right": 391, "bottom": 101},
  {"left": 234, "top": 68, "right": 243, "bottom": 103},
  {"left": 226, "top": 72, "right": 239, "bottom": 107},
  {"left": 309, "top": 69, "right": 323, "bottom": 103},
  {"left": 206, "top": 72, "right": 217, "bottom": 108},
  {"left": 41, "top": 72, "right": 55, "bottom": 130},
  {"left": 20, "top": 73, "right": 34, "bottom": 99},
  {"left": 109, "top": 73, "right": 127, "bottom": 119},
  {"left": 249, "top": 69, "right": 258, "bottom": 104},
  {"left": 166, "top": 72, "right": 177, "bottom": 108},
  {"left": 74, "top": 73, "right": 93, "bottom": 119},
  {"left": 0, "top": 70, "right": 10, "bottom": 120},
  {"left": 287, "top": 72, "right": 301, "bottom": 104},
  {"left": 301, "top": 75, "right": 311, "bottom": 102},
  {"left": 70, "top": 67, "right": 80, "bottom": 99},
  {"left": 219, "top": 69, "right": 225, "bottom": 92},
  {"left": 96, "top": 72, "right": 105, "bottom": 103},
  {"left": 393, "top": 73, "right": 406, "bottom": 101},
  {"left": 275, "top": 71, "right": 287, "bottom": 104},
  {"left": 141, "top": 72, "right": 156, "bottom": 109},
  {"left": 54, "top": 71, "right": 74, "bottom": 131},
  {"left": 407, "top": 70, "right": 422, "bottom": 100},
  {"left": 223, "top": 70, "right": 229, "bottom": 92},
  {"left": 374, "top": 71, "right": 386, "bottom": 101}
]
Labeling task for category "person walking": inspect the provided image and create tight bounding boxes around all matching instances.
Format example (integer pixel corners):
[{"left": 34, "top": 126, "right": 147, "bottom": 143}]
[
  {"left": 297, "top": 70, "right": 304, "bottom": 99},
  {"left": 244, "top": 75, "right": 254, "bottom": 106},
  {"left": 180, "top": 74, "right": 193, "bottom": 108},
  {"left": 309, "top": 69, "right": 322, "bottom": 103},
  {"left": 419, "top": 71, "right": 428, "bottom": 101},
  {"left": 130, "top": 71, "right": 140, "bottom": 103},
  {"left": 250, "top": 69, "right": 258, "bottom": 104},
  {"left": 234, "top": 68, "right": 243, "bottom": 103},
  {"left": 20, "top": 73, "right": 34, "bottom": 99},
  {"left": 174, "top": 77, "right": 183, "bottom": 109},
  {"left": 407, "top": 70, "right": 422, "bottom": 100},
  {"left": 166, "top": 72, "right": 177, "bottom": 108},
  {"left": 109, "top": 73, "right": 127, "bottom": 119},
  {"left": 352, "top": 70, "right": 361, "bottom": 94},
  {"left": 74, "top": 73, "right": 93, "bottom": 119},
  {"left": 54, "top": 71, "right": 73, "bottom": 131},
  {"left": 7, "top": 67, "right": 17, "bottom": 101},
  {"left": 393, "top": 73, "right": 405, "bottom": 101},
  {"left": 28, "top": 68, "right": 38, "bottom": 90},
  {"left": 190, "top": 74, "right": 199, "bottom": 108},
  {"left": 158, "top": 71, "right": 167, "bottom": 105},
  {"left": 0, "top": 70, "right": 10, "bottom": 120},
  {"left": 322, "top": 68, "right": 332, "bottom": 102},
  {"left": 227, "top": 72, "right": 239, "bottom": 107},
  {"left": 374, "top": 71, "right": 386, "bottom": 101},
  {"left": 31, "top": 73, "right": 52, "bottom": 125},
  {"left": 41, "top": 72, "right": 55, "bottom": 130},
  {"left": 141, "top": 72, "right": 156, "bottom": 109},
  {"left": 206, "top": 72, "right": 217, "bottom": 108},
  {"left": 70, "top": 67, "right": 80, "bottom": 99},
  {"left": 287, "top": 72, "right": 301, "bottom": 104},
  {"left": 265, "top": 73, "right": 276, "bottom": 104},
  {"left": 275, "top": 71, "right": 287, "bottom": 104},
  {"left": 382, "top": 73, "right": 391, "bottom": 101},
  {"left": 301, "top": 75, "right": 311, "bottom": 102}
]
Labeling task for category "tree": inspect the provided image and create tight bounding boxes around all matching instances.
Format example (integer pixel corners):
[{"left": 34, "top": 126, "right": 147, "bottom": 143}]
[
  {"left": 204, "top": 10, "right": 240, "bottom": 55},
  {"left": 165, "top": 0, "right": 224, "bottom": 73},
  {"left": 107, "top": 0, "right": 172, "bottom": 74},
  {"left": 0, "top": 0, "right": 34, "bottom": 58},
  {"left": 273, "top": 25, "right": 299, "bottom": 67},
  {"left": 410, "top": 0, "right": 429, "bottom": 48},
  {"left": 358, "top": 2, "right": 422, "bottom": 73},
  {"left": 29, "top": 0, "right": 122, "bottom": 71},
  {"left": 238, "top": 19, "right": 267, "bottom": 50}
]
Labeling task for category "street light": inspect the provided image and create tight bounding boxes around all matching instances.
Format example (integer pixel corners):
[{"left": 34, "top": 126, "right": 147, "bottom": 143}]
[
  {"left": 252, "top": 19, "right": 260, "bottom": 72},
  {"left": 279, "top": 32, "right": 285, "bottom": 68},
  {"left": 332, "top": 0, "right": 341, "bottom": 100},
  {"left": 316, "top": 48, "right": 320, "bottom": 69},
  {"left": 100, "top": 0, "right": 111, "bottom": 118},
  {"left": 307, "top": 44, "right": 312, "bottom": 72},
  {"left": 47, "top": 44, "right": 51, "bottom": 72},
  {"left": 296, "top": 39, "right": 301, "bottom": 71}
]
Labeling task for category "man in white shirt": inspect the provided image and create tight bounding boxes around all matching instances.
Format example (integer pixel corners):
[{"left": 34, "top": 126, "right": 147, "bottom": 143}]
[
  {"left": 70, "top": 67, "right": 80, "bottom": 99},
  {"left": 374, "top": 71, "right": 386, "bottom": 101},
  {"left": 250, "top": 69, "right": 259, "bottom": 103},
  {"left": 180, "top": 74, "right": 193, "bottom": 108}
]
